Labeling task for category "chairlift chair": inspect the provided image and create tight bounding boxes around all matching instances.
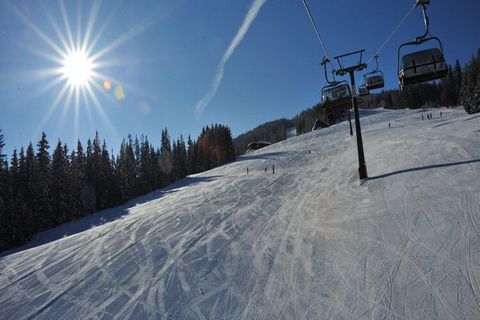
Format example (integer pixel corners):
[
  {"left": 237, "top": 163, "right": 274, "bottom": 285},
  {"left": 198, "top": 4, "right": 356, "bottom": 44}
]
[
  {"left": 398, "top": 1, "right": 447, "bottom": 89},
  {"left": 415, "top": 0, "right": 430, "bottom": 5},
  {"left": 319, "top": 57, "right": 351, "bottom": 105},
  {"left": 320, "top": 81, "right": 352, "bottom": 124},
  {"left": 320, "top": 81, "right": 351, "bottom": 105},
  {"left": 364, "top": 55, "right": 385, "bottom": 90},
  {"left": 365, "top": 72, "right": 385, "bottom": 90},
  {"left": 319, "top": 58, "right": 352, "bottom": 124},
  {"left": 358, "top": 84, "right": 369, "bottom": 96},
  {"left": 398, "top": 41, "right": 447, "bottom": 89}
]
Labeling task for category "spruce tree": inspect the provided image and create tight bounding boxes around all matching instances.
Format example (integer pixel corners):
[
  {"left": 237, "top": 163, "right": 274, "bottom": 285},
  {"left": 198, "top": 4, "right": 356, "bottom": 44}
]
[
  {"left": 71, "top": 140, "right": 86, "bottom": 217},
  {"left": 172, "top": 136, "right": 187, "bottom": 181},
  {"left": 116, "top": 136, "right": 137, "bottom": 200},
  {"left": 160, "top": 128, "right": 173, "bottom": 184},
  {"left": 18, "top": 146, "right": 34, "bottom": 240},
  {"left": 453, "top": 59, "right": 462, "bottom": 104},
  {"left": 0, "top": 131, "right": 10, "bottom": 250},
  {"left": 99, "top": 141, "right": 116, "bottom": 209},
  {"left": 84, "top": 138, "right": 96, "bottom": 213},
  {"left": 34, "top": 133, "right": 52, "bottom": 231},
  {"left": 186, "top": 135, "right": 196, "bottom": 174},
  {"left": 460, "top": 52, "right": 480, "bottom": 114},
  {"left": 51, "top": 141, "right": 69, "bottom": 224},
  {"left": 9, "top": 149, "right": 25, "bottom": 247}
]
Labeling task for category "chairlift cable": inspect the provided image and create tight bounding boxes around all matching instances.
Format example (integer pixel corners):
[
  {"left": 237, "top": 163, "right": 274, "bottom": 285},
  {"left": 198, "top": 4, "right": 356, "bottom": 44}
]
[
  {"left": 300, "top": 0, "right": 336, "bottom": 71},
  {"left": 367, "top": 3, "right": 416, "bottom": 64}
]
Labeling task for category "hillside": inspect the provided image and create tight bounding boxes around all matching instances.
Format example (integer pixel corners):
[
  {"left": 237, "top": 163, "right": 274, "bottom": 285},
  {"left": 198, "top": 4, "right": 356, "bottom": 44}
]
[{"left": 1, "top": 107, "right": 480, "bottom": 319}]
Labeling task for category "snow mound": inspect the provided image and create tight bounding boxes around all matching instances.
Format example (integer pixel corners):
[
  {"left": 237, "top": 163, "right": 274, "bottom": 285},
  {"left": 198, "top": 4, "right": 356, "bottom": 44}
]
[{"left": 1, "top": 107, "right": 480, "bottom": 319}]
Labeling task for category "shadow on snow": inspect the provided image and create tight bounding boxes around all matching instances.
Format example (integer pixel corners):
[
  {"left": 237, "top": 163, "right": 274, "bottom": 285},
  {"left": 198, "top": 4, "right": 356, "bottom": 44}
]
[{"left": 367, "top": 158, "right": 480, "bottom": 181}]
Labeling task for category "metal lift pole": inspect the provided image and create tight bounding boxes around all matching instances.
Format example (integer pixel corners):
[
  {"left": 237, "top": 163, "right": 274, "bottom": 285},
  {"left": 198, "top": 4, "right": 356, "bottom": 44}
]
[
  {"left": 347, "top": 103, "right": 353, "bottom": 136},
  {"left": 348, "top": 70, "right": 368, "bottom": 179},
  {"left": 334, "top": 50, "right": 368, "bottom": 180}
]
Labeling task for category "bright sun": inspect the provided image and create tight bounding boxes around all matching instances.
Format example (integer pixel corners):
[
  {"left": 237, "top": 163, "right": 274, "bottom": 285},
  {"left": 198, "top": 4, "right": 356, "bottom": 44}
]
[
  {"left": 61, "top": 49, "right": 93, "bottom": 88},
  {"left": 15, "top": 0, "right": 149, "bottom": 140}
]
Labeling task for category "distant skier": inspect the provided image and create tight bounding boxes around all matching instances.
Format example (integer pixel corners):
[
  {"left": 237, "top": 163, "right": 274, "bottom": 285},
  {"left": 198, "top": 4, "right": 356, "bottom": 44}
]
[
  {"left": 440, "top": 111, "right": 443, "bottom": 117},
  {"left": 247, "top": 167, "right": 249, "bottom": 174},
  {"left": 264, "top": 166, "right": 267, "bottom": 173},
  {"left": 272, "top": 164, "right": 275, "bottom": 174},
  {"left": 389, "top": 123, "right": 391, "bottom": 128}
]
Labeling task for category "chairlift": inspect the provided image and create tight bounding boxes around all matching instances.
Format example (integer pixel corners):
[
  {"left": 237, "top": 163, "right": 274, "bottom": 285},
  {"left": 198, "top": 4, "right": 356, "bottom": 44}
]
[
  {"left": 415, "top": 0, "right": 429, "bottom": 5},
  {"left": 320, "top": 57, "right": 351, "bottom": 105},
  {"left": 364, "top": 55, "right": 384, "bottom": 90},
  {"left": 318, "top": 57, "right": 353, "bottom": 125},
  {"left": 398, "top": 1, "right": 447, "bottom": 89},
  {"left": 320, "top": 81, "right": 351, "bottom": 105},
  {"left": 320, "top": 81, "right": 352, "bottom": 124},
  {"left": 358, "top": 84, "right": 369, "bottom": 96},
  {"left": 398, "top": 44, "right": 447, "bottom": 88},
  {"left": 365, "top": 73, "right": 384, "bottom": 90}
]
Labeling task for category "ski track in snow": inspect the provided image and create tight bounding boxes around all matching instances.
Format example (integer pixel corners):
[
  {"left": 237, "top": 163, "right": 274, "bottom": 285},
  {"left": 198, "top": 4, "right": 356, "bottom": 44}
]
[{"left": 1, "top": 107, "right": 480, "bottom": 319}]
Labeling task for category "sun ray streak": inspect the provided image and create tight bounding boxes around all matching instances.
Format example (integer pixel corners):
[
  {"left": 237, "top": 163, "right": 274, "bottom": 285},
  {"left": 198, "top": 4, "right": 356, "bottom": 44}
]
[
  {"left": 74, "top": 109, "right": 80, "bottom": 143},
  {"left": 32, "top": 75, "right": 67, "bottom": 97},
  {"left": 35, "top": 82, "right": 70, "bottom": 134},
  {"left": 85, "top": 4, "right": 118, "bottom": 56},
  {"left": 74, "top": 87, "right": 80, "bottom": 142},
  {"left": 82, "top": 0, "right": 101, "bottom": 53},
  {"left": 76, "top": 0, "right": 82, "bottom": 51},
  {"left": 59, "top": 88, "right": 73, "bottom": 133},
  {"left": 21, "top": 44, "right": 64, "bottom": 65},
  {"left": 89, "top": 15, "right": 162, "bottom": 62},
  {"left": 12, "top": 4, "right": 66, "bottom": 58},
  {"left": 13, "top": 36, "right": 65, "bottom": 64},
  {"left": 0, "top": 68, "right": 60, "bottom": 83},
  {"left": 59, "top": 0, "right": 75, "bottom": 51},
  {"left": 85, "top": 84, "right": 119, "bottom": 140},
  {"left": 44, "top": 8, "right": 70, "bottom": 54},
  {"left": 81, "top": 86, "right": 96, "bottom": 133}
]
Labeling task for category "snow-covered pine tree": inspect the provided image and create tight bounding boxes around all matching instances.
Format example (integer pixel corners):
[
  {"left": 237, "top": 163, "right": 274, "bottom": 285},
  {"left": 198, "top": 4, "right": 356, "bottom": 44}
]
[
  {"left": 461, "top": 50, "right": 480, "bottom": 114},
  {"left": 440, "top": 65, "right": 457, "bottom": 107}
]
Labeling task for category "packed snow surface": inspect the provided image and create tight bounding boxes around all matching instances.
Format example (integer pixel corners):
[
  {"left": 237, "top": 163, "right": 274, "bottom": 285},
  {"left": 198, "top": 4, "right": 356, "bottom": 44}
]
[{"left": 1, "top": 108, "right": 480, "bottom": 319}]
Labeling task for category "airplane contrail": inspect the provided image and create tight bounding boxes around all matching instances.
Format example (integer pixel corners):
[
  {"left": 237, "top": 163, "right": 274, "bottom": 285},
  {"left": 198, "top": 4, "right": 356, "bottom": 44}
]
[{"left": 195, "top": 0, "right": 267, "bottom": 117}]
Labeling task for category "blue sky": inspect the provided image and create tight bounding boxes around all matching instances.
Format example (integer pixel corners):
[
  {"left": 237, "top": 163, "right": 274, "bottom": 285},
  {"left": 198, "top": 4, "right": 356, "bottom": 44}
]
[{"left": 0, "top": 0, "right": 478, "bottom": 157}]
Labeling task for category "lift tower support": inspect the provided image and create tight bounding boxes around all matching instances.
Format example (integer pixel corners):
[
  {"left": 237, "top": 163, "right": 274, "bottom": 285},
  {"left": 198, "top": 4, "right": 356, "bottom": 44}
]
[{"left": 334, "top": 50, "right": 368, "bottom": 180}]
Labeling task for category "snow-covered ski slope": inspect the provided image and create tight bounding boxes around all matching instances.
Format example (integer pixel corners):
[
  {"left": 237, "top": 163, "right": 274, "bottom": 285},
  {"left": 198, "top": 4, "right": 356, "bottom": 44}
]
[{"left": 1, "top": 108, "right": 480, "bottom": 319}]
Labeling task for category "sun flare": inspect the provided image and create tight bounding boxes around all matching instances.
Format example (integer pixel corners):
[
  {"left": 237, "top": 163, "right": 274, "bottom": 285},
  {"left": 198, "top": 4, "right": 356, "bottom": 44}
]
[
  {"left": 13, "top": 0, "right": 156, "bottom": 141},
  {"left": 61, "top": 49, "right": 93, "bottom": 88}
]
